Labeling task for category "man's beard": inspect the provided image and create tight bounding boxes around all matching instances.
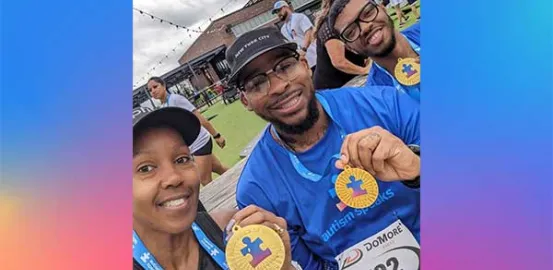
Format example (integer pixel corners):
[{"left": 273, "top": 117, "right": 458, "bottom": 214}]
[
  {"left": 263, "top": 92, "right": 320, "bottom": 136},
  {"left": 362, "top": 15, "right": 397, "bottom": 57},
  {"left": 279, "top": 12, "right": 289, "bottom": 22}
]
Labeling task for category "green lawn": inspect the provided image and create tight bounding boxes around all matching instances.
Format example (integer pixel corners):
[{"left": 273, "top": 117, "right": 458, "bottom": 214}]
[
  {"left": 389, "top": 3, "right": 420, "bottom": 31},
  {"left": 200, "top": 99, "right": 268, "bottom": 177}
]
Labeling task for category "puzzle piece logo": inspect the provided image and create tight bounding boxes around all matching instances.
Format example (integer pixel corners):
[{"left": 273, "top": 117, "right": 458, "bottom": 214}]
[
  {"left": 328, "top": 176, "right": 368, "bottom": 211},
  {"left": 347, "top": 176, "right": 368, "bottom": 198},
  {"left": 240, "top": 237, "right": 272, "bottom": 267},
  {"left": 402, "top": 63, "right": 418, "bottom": 78}
]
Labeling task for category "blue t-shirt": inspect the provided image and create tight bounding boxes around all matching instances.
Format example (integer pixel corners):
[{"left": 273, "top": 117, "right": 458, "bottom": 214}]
[
  {"left": 366, "top": 22, "right": 421, "bottom": 102},
  {"left": 236, "top": 86, "right": 420, "bottom": 269}
]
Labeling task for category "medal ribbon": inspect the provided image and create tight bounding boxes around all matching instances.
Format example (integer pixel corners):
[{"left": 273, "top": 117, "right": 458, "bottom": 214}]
[
  {"left": 133, "top": 222, "right": 229, "bottom": 270},
  {"left": 160, "top": 93, "right": 171, "bottom": 108},
  {"left": 271, "top": 94, "right": 345, "bottom": 182},
  {"left": 373, "top": 34, "right": 421, "bottom": 102}
]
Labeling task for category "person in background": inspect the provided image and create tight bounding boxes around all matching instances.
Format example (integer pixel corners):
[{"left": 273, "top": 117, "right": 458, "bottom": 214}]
[
  {"left": 407, "top": 0, "right": 420, "bottom": 20},
  {"left": 390, "top": 0, "right": 410, "bottom": 27},
  {"left": 214, "top": 83, "right": 224, "bottom": 95},
  {"left": 132, "top": 106, "right": 293, "bottom": 270},
  {"left": 312, "top": 0, "right": 372, "bottom": 90},
  {"left": 147, "top": 77, "right": 229, "bottom": 186},
  {"left": 273, "top": 0, "right": 318, "bottom": 73},
  {"left": 329, "top": 0, "right": 421, "bottom": 103},
  {"left": 202, "top": 89, "right": 214, "bottom": 107}
]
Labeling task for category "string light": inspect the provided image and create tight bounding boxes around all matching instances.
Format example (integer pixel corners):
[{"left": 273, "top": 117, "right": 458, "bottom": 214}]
[
  {"left": 134, "top": 0, "right": 239, "bottom": 88},
  {"left": 133, "top": 8, "right": 202, "bottom": 33}
]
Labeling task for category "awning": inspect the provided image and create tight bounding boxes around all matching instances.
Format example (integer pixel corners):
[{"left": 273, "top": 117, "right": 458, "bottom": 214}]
[
  {"left": 162, "top": 45, "right": 227, "bottom": 87},
  {"left": 133, "top": 45, "right": 227, "bottom": 93}
]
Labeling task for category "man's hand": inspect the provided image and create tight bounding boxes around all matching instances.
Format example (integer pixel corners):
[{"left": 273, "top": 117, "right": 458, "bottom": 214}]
[
  {"left": 335, "top": 126, "right": 420, "bottom": 181},
  {"left": 298, "top": 49, "right": 306, "bottom": 58},
  {"left": 215, "top": 136, "right": 226, "bottom": 148}
]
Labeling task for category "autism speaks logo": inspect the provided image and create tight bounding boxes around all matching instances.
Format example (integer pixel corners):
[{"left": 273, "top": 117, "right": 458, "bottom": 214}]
[{"left": 321, "top": 188, "right": 396, "bottom": 242}]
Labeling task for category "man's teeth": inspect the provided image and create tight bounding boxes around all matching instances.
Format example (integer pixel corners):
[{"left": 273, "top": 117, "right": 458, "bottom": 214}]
[
  {"left": 161, "top": 198, "right": 185, "bottom": 207},
  {"left": 281, "top": 96, "right": 300, "bottom": 109},
  {"left": 369, "top": 30, "right": 381, "bottom": 43}
]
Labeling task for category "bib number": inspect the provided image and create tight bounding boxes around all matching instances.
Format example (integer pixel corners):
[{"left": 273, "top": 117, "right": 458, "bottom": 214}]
[
  {"left": 374, "top": 257, "right": 399, "bottom": 270},
  {"left": 336, "top": 220, "right": 420, "bottom": 270}
]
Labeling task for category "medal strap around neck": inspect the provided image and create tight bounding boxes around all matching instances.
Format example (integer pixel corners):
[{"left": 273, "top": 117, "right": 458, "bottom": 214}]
[
  {"left": 133, "top": 230, "right": 164, "bottom": 270},
  {"left": 132, "top": 222, "right": 229, "bottom": 270},
  {"left": 373, "top": 34, "right": 421, "bottom": 100},
  {"left": 271, "top": 94, "right": 345, "bottom": 182},
  {"left": 162, "top": 93, "right": 171, "bottom": 107}
]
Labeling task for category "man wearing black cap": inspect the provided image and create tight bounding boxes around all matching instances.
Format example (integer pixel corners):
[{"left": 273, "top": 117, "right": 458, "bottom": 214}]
[
  {"left": 226, "top": 27, "right": 420, "bottom": 269},
  {"left": 328, "top": 0, "right": 421, "bottom": 103}
]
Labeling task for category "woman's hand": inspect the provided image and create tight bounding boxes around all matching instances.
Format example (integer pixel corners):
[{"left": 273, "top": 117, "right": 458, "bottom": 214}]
[{"left": 225, "top": 205, "right": 293, "bottom": 270}]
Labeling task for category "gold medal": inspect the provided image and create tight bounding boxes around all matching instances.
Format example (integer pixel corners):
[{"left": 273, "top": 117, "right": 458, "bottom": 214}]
[
  {"left": 335, "top": 165, "right": 379, "bottom": 209},
  {"left": 394, "top": 58, "right": 420, "bottom": 86},
  {"left": 225, "top": 224, "right": 285, "bottom": 270}
]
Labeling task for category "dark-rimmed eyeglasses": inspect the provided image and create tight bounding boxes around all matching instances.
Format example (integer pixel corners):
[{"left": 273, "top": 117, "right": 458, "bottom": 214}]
[
  {"left": 239, "top": 53, "right": 302, "bottom": 97},
  {"left": 340, "top": 1, "right": 379, "bottom": 43}
]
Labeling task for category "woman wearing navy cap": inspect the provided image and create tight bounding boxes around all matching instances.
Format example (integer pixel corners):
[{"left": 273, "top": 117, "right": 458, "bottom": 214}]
[{"left": 132, "top": 107, "right": 296, "bottom": 270}]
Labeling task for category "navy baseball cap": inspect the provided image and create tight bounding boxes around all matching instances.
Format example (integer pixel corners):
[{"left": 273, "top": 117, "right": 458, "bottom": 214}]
[
  {"left": 225, "top": 27, "right": 297, "bottom": 86},
  {"left": 132, "top": 106, "right": 201, "bottom": 146}
]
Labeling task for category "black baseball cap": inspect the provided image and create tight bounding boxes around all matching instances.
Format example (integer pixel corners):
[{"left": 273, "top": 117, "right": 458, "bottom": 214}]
[
  {"left": 226, "top": 27, "right": 297, "bottom": 86},
  {"left": 132, "top": 106, "right": 201, "bottom": 146}
]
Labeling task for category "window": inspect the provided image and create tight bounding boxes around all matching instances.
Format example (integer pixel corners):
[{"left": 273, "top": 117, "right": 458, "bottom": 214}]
[
  {"left": 231, "top": 10, "right": 274, "bottom": 37},
  {"left": 290, "top": 0, "right": 312, "bottom": 9}
]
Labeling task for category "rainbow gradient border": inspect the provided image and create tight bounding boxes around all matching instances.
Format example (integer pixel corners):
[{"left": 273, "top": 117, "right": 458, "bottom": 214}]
[{"left": 1, "top": 0, "right": 551, "bottom": 269}]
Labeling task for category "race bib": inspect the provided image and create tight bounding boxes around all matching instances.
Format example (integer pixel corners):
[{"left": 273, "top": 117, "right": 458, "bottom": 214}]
[{"left": 335, "top": 220, "right": 420, "bottom": 270}]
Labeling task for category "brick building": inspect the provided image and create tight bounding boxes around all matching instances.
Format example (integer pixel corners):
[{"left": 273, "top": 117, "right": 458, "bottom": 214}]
[{"left": 133, "top": 0, "right": 321, "bottom": 108}]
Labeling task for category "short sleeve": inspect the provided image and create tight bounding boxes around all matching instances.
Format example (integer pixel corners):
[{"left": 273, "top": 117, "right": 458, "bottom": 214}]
[{"left": 171, "top": 94, "right": 197, "bottom": 112}]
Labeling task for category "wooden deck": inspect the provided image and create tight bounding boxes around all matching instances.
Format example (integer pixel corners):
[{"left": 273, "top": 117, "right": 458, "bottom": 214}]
[
  {"left": 199, "top": 75, "right": 368, "bottom": 212},
  {"left": 199, "top": 158, "right": 246, "bottom": 211}
]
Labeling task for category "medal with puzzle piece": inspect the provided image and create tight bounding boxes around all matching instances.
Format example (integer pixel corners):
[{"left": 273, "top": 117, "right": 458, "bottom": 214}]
[
  {"left": 394, "top": 58, "right": 420, "bottom": 86},
  {"left": 225, "top": 224, "right": 285, "bottom": 270},
  {"left": 335, "top": 165, "right": 379, "bottom": 209}
]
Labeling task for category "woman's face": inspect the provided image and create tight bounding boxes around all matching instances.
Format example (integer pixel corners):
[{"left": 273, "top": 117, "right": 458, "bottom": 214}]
[
  {"left": 147, "top": 80, "right": 166, "bottom": 100},
  {"left": 133, "top": 127, "right": 200, "bottom": 234}
]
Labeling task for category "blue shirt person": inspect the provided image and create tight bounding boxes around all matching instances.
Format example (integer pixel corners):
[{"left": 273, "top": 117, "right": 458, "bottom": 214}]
[
  {"left": 329, "top": 0, "right": 421, "bottom": 103},
  {"left": 225, "top": 27, "right": 420, "bottom": 270}
]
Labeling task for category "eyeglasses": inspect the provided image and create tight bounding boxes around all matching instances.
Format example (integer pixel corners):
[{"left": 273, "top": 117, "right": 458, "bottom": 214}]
[
  {"left": 239, "top": 53, "right": 302, "bottom": 97},
  {"left": 340, "top": 1, "right": 379, "bottom": 43}
]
